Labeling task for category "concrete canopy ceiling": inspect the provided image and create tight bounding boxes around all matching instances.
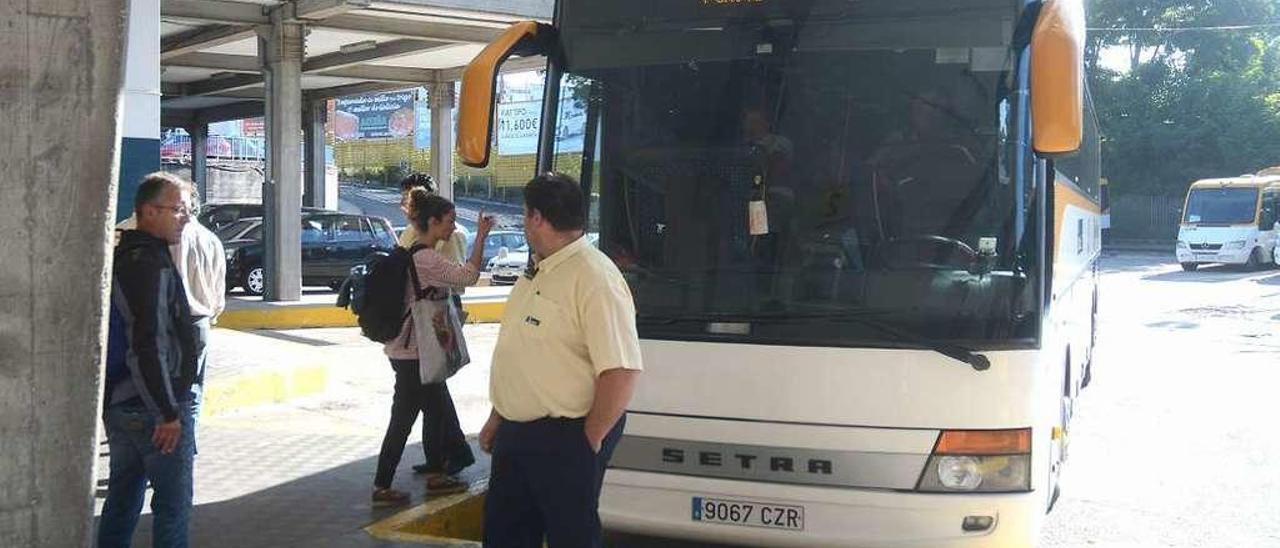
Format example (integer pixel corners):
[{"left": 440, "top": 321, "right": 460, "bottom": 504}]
[{"left": 160, "top": 0, "right": 552, "bottom": 121}]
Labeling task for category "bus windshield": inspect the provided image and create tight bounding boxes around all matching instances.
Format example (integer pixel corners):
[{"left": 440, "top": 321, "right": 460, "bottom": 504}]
[
  {"left": 1183, "top": 188, "right": 1259, "bottom": 225},
  {"left": 554, "top": 0, "right": 1039, "bottom": 346}
]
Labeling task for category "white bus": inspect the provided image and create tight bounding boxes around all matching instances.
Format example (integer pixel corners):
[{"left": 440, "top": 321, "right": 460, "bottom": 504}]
[
  {"left": 458, "top": 0, "right": 1101, "bottom": 545},
  {"left": 1175, "top": 175, "right": 1280, "bottom": 271}
]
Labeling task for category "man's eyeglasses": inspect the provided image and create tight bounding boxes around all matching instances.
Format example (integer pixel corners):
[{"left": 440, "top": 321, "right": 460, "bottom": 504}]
[{"left": 149, "top": 203, "right": 194, "bottom": 216}]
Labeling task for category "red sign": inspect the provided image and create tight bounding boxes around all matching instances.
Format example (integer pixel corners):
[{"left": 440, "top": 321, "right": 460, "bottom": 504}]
[{"left": 241, "top": 117, "right": 265, "bottom": 137}]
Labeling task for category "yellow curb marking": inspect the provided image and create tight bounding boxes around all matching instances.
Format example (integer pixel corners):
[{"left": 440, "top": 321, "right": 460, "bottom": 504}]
[
  {"left": 365, "top": 482, "right": 488, "bottom": 545},
  {"left": 217, "top": 301, "right": 506, "bottom": 330},
  {"left": 200, "top": 365, "right": 329, "bottom": 417},
  {"left": 217, "top": 306, "right": 358, "bottom": 330}
]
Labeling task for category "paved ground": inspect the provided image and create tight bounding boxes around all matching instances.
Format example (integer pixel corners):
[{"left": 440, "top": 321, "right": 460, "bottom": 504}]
[
  {"left": 1038, "top": 253, "right": 1280, "bottom": 547},
  {"left": 96, "top": 253, "right": 1280, "bottom": 546},
  {"left": 92, "top": 325, "right": 503, "bottom": 547}
]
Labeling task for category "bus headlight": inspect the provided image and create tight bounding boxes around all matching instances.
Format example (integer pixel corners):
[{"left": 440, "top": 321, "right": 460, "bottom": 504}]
[
  {"left": 916, "top": 429, "right": 1032, "bottom": 493},
  {"left": 918, "top": 455, "right": 1031, "bottom": 492},
  {"left": 936, "top": 456, "right": 982, "bottom": 489}
]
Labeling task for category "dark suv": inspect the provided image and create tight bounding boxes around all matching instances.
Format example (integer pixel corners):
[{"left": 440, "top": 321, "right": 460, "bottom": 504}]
[{"left": 223, "top": 212, "right": 397, "bottom": 295}]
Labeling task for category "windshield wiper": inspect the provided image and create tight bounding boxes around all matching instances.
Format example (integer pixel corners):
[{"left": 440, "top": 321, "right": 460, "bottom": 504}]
[{"left": 636, "top": 311, "right": 991, "bottom": 372}]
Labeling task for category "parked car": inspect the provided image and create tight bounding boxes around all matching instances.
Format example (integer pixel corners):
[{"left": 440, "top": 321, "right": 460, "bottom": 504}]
[
  {"left": 487, "top": 233, "right": 598, "bottom": 285},
  {"left": 199, "top": 203, "right": 326, "bottom": 232},
  {"left": 223, "top": 212, "right": 397, "bottom": 295},
  {"left": 472, "top": 230, "right": 528, "bottom": 272},
  {"left": 487, "top": 244, "right": 530, "bottom": 285},
  {"left": 214, "top": 217, "right": 262, "bottom": 242}
]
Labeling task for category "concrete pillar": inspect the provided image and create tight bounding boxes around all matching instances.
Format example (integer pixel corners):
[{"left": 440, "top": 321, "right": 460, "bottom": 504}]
[
  {"left": 0, "top": 1, "right": 128, "bottom": 546},
  {"left": 259, "top": 13, "right": 304, "bottom": 301},
  {"left": 116, "top": 0, "right": 161, "bottom": 222},
  {"left": 303, "top": 101, "right": 336, "bottom": 209},
  {"left": 188, "top": 123, "right": 210, "bottom": 204},
  {"left": 429, "top": 81, "right": 455, "bottom": 200}
]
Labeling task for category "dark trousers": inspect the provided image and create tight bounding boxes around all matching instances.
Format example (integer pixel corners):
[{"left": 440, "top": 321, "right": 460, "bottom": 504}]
[
  {"left": 374, "top": 359, "right": 473, "bottom": 488},
  {"left": 483, "top": 415, "right": 626, "bottom": 548}
]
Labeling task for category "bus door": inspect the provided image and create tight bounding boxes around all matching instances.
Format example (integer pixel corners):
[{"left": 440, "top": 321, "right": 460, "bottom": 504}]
[{"left": 1259, "top": 187, "right": 1280, "bottom": 261}]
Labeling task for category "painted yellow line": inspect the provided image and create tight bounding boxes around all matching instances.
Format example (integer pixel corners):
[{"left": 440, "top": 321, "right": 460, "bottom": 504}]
[
  {"left": 217, "top": 300, "right": 506, "bottom": 331},
  {"left": 217, "top": 305, "right": 356, "bottom": 330},
  {"left": 200, "top": 365, "right": 329, "bottom": 417},
  {"left": 462, "top": 300, "right": 506, "bottom": 324},
  {"left": 364, "top": 482, "right": 488, "bottom": 545}
]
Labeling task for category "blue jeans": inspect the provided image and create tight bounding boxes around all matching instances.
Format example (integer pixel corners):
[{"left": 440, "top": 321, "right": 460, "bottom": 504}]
[
  {"left": 97, "top": 401, "right": 196, "bottom": 548},
  {"left": 189, "top": 316, "right": 210, "bottom": 423}
]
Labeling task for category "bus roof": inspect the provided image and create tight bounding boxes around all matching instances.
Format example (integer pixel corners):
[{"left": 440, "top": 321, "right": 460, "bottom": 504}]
[{"left": 1188, "top": 176, "right": 1280, "bottom": 190}]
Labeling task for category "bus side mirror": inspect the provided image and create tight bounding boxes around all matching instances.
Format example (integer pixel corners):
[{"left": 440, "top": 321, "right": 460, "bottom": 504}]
[
  {"left": 1030, "top": 0, "right": 1085, "bottom": 156},
  {"left": 458, "top": 21, "right": 547, "bottom": 168}
]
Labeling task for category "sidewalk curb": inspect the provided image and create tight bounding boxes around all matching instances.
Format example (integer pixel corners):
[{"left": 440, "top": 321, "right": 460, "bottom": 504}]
[
  {"left": 364, "top": 484, "right": 487, "bottom": 546},
  {"left": 201, "top": 364, "right": 329, "bottom": 417},
  {"left": 217, "top": 300, "right": 507, "bottom": 330}
]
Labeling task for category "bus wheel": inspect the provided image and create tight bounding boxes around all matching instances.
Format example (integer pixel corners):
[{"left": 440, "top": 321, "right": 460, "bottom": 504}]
[
  {"left": 1180, "top": 263, "right": 1198, "bottom": 272},
  {"left": 1246, "top": 248, "right": 1263, "bottom": 271}
]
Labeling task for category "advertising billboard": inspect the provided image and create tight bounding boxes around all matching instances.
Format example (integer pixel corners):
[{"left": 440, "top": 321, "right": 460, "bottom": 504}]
[
  {"left": 334, "top": 90, "right": 417, "bottom": 140},
  {"left": 497, "top": 97, "right": 586, "bottom": 155}
]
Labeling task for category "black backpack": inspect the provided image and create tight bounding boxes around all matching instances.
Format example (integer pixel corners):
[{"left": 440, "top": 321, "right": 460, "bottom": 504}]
[{"left": 337, "top": 244, "right": 425, "bottom": 342}]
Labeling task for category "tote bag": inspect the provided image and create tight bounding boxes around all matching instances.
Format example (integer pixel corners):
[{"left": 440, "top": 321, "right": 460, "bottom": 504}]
[{"left": 408, "top": 265, "right": 471, "bottom": 383}]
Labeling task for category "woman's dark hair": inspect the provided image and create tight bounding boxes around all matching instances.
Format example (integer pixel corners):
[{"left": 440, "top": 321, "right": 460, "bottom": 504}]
[
  {"left": 409, "top": 188, "right": 455, "bottom": 231},
  {"left": 400, "top": 172, "right": 436, "bottom": 194},
  {"left": 524, "top": 172, "right": 585, "bottom": 231}
]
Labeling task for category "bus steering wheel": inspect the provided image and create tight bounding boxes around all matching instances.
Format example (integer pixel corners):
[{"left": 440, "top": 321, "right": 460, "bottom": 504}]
[{"left": 878, "top": 235, "right": 978, "bottom": 270}]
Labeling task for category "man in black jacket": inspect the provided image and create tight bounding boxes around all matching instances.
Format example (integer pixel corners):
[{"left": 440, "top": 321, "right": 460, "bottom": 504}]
[{"left": 98, "top": 173, "right": 200, "bottom": 548}]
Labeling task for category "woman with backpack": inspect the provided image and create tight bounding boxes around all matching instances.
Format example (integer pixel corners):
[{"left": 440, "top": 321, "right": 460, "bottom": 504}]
[{"left": 373, "top": 189, "right": 495, "bottom": 506}]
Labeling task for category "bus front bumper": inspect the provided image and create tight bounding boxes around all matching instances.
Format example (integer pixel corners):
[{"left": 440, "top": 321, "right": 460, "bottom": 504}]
[
  {"left": 601, "top": 469, "right": 1042, "bottom": 548},
  {"left": 1176, "top": 246, "right": 1253, "bottom": 265}
]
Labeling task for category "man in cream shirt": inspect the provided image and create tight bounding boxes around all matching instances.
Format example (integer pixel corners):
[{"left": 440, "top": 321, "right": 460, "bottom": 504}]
[
  {"left": 171, "top": 186, "right": 225, "bottom": 418},
  {"left": 480, "top": 173, "right": 642, "bottom": 548}
]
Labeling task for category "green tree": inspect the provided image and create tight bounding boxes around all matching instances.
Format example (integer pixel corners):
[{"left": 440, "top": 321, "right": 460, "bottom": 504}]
[{"left": 1087, "top": 0, "right": 1280, "bottom": 195}]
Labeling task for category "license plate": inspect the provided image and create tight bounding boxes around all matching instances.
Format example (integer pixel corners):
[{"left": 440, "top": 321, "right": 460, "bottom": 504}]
[{"left": 691, "top": 497, "right": 804, "bottom": 531}]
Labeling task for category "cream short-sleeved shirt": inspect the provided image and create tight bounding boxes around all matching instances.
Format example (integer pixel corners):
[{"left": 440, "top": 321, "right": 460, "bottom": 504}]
[{"left": 490, "top": 235, "right": 643, "bottom": 421}]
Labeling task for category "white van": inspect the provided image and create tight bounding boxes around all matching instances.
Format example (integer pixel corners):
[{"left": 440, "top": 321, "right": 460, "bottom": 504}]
[{"left": 1176, "top": 174, "right": 1280, "bottom": 271}]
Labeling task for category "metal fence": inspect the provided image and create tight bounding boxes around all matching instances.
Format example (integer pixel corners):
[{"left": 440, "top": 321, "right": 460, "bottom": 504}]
[
  {"left": 1108, "top": 193, "right": 1184, "bottom": 242},
  {"left": 160, "top": 133, "right": 266, "bottom": 161}
]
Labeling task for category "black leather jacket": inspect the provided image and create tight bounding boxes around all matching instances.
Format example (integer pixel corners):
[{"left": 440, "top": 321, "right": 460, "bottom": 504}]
[{"left": 108, "top": 230, "right": 198, "bottom": 421}]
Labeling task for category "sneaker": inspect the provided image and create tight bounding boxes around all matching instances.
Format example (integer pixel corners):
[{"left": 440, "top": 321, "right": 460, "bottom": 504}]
[{"left": 371, "top": 488, "right": 410, "bottom": 507}]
